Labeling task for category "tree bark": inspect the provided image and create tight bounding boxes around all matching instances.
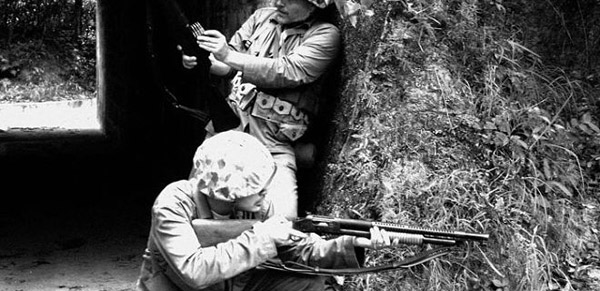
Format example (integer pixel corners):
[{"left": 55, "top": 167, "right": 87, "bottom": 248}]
[{"left": 73, "top": 0, "right": 83, "bottom": 41}]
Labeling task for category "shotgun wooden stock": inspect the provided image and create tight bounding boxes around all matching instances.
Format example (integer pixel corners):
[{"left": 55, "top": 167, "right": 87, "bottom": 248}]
[{"left": 192, "top": 219, "right": 259, "bottom": 247}]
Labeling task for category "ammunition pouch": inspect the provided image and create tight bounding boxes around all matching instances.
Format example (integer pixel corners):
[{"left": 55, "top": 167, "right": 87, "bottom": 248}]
[
  {"left": 228, "top": 72, "right": 316, "bottom": 167},
  {"left": 228, "top": 73, "right": 309, "bottom": 142},
  {"left": 250, "top": 92, "right": 308, "bottom": 142}
]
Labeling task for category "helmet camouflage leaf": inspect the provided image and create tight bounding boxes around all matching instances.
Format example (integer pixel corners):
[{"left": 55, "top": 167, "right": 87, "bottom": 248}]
[
  {"left": 190, "top": 131, "right": 276, "bottom": 202},
  {"left": 307, "top": 0, "right": 334, "bottom": 9}
]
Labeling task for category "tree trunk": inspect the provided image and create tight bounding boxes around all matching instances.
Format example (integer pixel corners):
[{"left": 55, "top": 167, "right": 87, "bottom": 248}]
[{"left": 73, "top": 0, "right": 83, "bottom": 41}]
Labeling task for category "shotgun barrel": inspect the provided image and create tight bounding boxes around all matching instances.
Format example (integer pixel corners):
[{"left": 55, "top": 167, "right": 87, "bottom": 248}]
[{"left": 294, "top": 215, "right": 489, "bottom": 245}]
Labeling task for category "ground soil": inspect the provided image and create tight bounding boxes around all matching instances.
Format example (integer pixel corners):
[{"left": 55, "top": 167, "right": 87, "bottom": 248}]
[
  {"left": 0, "top": 138, "right": 159, "bottom": 291},
  {"left": 0, "top": 210, "right": 147, "bottom": 291}
]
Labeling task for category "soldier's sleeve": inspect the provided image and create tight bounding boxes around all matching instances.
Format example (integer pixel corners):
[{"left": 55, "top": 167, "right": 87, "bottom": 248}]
[
  {"left": 150, "top": 184, "right": 278, "bottom": 289},
  {"left": 276, "top": 233, "right": 364, "bottom": 269},
  {"left": 241, "top": 23, "right": 341, "bottom": 88},
  {"left": 228, "top": 8, "right": 269, "bottom": 52}
]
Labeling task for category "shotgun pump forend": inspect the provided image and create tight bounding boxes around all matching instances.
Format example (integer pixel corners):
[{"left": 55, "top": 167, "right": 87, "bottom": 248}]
[{"left": 292, "top": 215, "right": 489, "bottom": 246}]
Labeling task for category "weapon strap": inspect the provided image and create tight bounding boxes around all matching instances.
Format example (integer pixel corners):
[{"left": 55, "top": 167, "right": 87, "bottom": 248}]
[
  {"left": 258, "top": 246, "right": 457, "bottom": 275},
  {"left": 145, "top": 1, "right": 210, "bottom": 124}
]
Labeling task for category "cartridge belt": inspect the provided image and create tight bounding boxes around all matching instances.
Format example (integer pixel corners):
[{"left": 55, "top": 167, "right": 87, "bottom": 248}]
[
  {"left": 250, "top": 92, "right": 308, "bottom": 141},
  {"left": 229, "top": 73, "right": 309, "bottom": 142}
]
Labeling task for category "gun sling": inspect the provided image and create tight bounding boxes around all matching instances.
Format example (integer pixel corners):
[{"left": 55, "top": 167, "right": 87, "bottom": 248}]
[{"left": 258, "top": 246, "right": 458, "bottom": 275}]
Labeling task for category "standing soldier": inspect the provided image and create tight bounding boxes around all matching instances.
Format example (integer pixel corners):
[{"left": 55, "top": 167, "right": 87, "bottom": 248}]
[{"left": 182, "top": 0, "right": 341, "bottom": 219}]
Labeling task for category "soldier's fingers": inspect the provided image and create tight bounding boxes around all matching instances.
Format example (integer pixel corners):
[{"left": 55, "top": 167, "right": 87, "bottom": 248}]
[
  {"left": 370, "top": 226, "right": 384, "bottom": 249},
  {"left": 288, "top": 229, "right": 308, "bottom": 241},
  {"left": 289, "top": 229, "right": 307, "bottom": 238},
  {"left": 201, "top": 30, "right": 223, "bottom": 38},
  {"left": 381, "top": 229, "right": 391, "bottom": 247}
]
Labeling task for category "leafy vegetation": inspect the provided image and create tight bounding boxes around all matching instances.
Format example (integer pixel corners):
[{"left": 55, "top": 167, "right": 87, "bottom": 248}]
[
  {"left": 318, "top": 0, "right": 600, "bottom": 290},
  {"left": 0, "top": 0, "right": 96, "bottom": 104}
]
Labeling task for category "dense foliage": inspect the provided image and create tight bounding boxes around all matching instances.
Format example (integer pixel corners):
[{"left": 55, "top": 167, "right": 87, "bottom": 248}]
[
  {"left": 0, "top": 0, "right": 96, "bottom": 42},
  {"left": 319, "top": 0, "right": 600, "bottom": 290},
  {"left": 0, "top": 0, "right": 96, "bottom": 103}
]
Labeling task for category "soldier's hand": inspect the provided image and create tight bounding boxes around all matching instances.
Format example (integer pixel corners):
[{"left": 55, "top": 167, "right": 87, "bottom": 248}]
[
  {"left": 353, "top": 226, "right": 401, "bottom": 250},
  {"left": 253, "top": 215, "right": 307, "bottom": 247},
  {"left": 196, "top": 30, "right": 229, "bottom": 62},
  {"left": 177, "top": 45, "right": 197, "bottom": 69}
]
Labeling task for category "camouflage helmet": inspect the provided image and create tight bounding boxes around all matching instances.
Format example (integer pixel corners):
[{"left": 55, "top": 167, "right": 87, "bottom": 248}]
[
  {"left": 307, "top": 0, "right": 334, "bottom": 9},
  {"left": 190, "top": 131, "right": 276, "bottom": 202}
]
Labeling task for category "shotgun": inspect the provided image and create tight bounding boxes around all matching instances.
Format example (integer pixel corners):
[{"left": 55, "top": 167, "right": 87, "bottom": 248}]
[
  {"left": 294, "top": 215, "right": 489, "bottom": 246},
  {"left": 192, "top": 215, "right": 488, "bottom": 247}
]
